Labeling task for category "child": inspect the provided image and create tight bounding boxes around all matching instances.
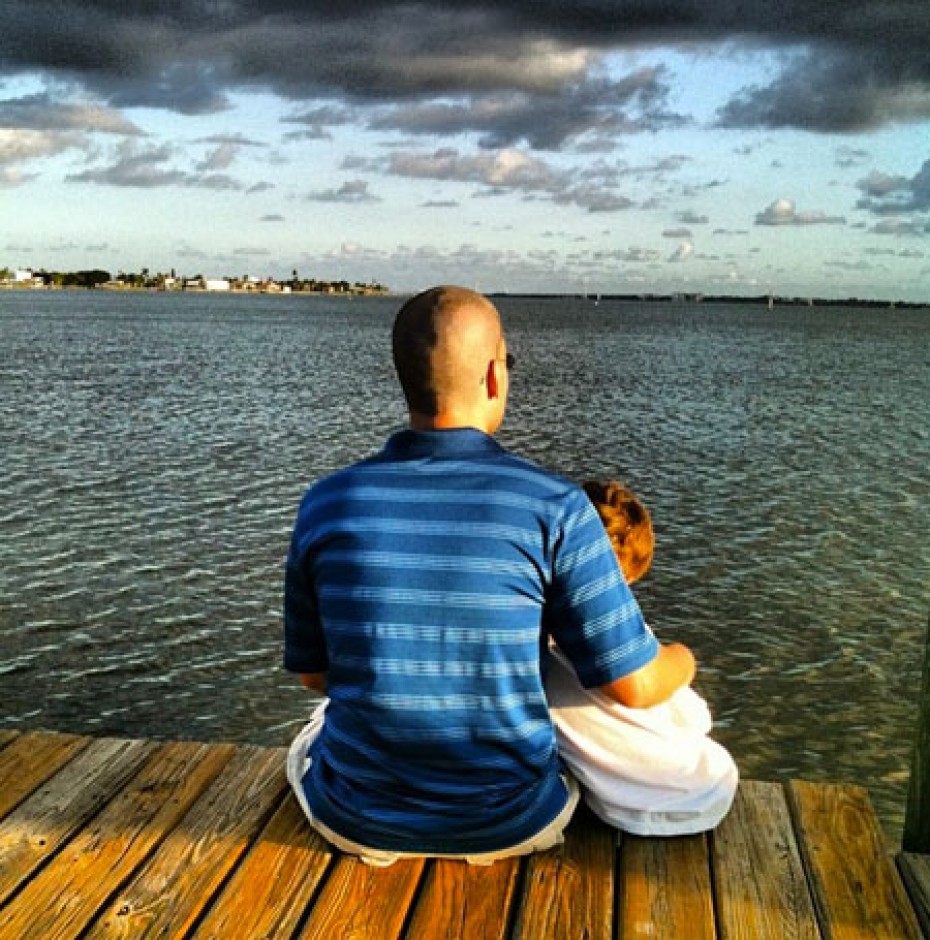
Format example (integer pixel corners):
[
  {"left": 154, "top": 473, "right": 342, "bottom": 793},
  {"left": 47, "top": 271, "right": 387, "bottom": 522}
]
[{"left": 544, "top": 481, "right": 738, "bottom": 836}]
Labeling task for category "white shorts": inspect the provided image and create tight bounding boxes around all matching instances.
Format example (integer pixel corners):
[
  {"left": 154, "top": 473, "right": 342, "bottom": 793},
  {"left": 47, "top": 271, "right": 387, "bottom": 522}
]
[
  {"left": 545, "top": 647, "right": 738, "bottom": 836},
  {"left": 285, "top": 699, "right": 581, "bottom": 866}
]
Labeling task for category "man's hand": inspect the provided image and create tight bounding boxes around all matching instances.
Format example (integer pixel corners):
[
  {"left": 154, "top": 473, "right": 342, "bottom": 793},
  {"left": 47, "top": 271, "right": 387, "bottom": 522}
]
[
  {"left": 598, "top": 642, "right": 696, "bottom": 709},
  {"left": 299, "top": 672, "right": 327, "bottom": 694}
]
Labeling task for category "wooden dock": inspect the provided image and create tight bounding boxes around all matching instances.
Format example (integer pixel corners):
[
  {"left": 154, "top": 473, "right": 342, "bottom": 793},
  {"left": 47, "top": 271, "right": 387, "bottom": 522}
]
[{"left": 0, "top": 728, "right": 927, "bottom": 939}]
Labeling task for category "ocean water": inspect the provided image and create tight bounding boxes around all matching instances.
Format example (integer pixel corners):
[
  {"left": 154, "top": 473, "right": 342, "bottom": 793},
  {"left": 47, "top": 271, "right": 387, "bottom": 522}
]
[{"left": 1, "top": 289, "right": 928, "bottom": 841}]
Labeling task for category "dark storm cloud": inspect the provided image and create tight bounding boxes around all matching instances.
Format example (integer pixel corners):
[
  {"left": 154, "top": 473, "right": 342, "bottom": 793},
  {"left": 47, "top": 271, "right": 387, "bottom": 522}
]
[
  {"left": 370, "top": 67, "right": 683, "bottom": 150},
  {"left": 716, "top": 44, "right": 930, "bottom": 132},
  {"left": 2, "top": 1, "right": 929, "bottom": 136}
]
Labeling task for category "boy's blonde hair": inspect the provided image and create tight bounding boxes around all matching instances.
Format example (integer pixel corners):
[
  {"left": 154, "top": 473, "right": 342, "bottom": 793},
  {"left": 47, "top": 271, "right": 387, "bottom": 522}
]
[{"left": 582, "top": 481, "right": 654, "bottom": 585}]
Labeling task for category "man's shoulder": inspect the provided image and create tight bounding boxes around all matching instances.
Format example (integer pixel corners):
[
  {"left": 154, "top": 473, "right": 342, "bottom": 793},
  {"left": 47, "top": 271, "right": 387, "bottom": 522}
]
[
  {"left": 487, "top": 449, "right": 582, "bottom": 497},
  {"left": 298, "top": 436, "right": 586, "bottom": 508}
]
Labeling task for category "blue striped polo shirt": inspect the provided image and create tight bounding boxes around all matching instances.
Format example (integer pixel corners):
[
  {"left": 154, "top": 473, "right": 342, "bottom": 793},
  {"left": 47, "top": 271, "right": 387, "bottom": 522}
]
[{"left": 283, "top": 428, "right": 658, "bottom": 854}]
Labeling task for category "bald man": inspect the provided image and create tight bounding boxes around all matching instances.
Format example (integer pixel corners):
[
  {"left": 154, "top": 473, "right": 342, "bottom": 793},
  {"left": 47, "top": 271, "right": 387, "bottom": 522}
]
[{"left": 283, "top": 286, "right": 703, "bottom": 865}]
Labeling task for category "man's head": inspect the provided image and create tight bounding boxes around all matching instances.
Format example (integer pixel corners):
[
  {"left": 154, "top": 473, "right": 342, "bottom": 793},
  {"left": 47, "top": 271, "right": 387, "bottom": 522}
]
[
  {"left": 582, "top": 481, "right": 654, "bottom": 584},
  {"left": 392, "top": 286, "right": 510, "bottom": 434}
]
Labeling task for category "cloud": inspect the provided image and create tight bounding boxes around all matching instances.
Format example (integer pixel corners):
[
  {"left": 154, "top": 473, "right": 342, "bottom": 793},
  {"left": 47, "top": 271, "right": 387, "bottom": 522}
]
[
  {"left": 389, "top": 147, "right": 560, "bottom": 189},
  {"left": 662, "top": 227, "right": 692, "bottom": 238},
  {"left": 259, "top": 213, "right": 285, "bottom": 222},
  {"left": 1, "top": 2, "right": 927, "bottom": 135},
  {"left": 716, "top": 49, "right": 930, "bottom": 133},
  {"left": 869, "top": 218, "right": 930, "bottom": 236},
  {"left": 386, "top": 145, "right": 632, "bottom": 212},
  {"left": 668, "top": 240, "right": 693, "bottom": 262},
  {"left": 0, "top": 92, "right": 140, "bottom": 135},
  {"left": 677, "top": 210, "right": 709, "bottom": 224},
  {"left": 0, "top": 90, "right": 142, "bottom": 185},
  {"left": 856, "top": 160, "right": 930, "bottom": 214},
  {"left": 307, "top": 179, "right": 380, "bottom": 203},
  {"left": 835, "top": 146, "right": 870, "bottom": 169},
  {"left": 65, "top": 140, "right": 242, "bottom": 189},
  {"left": 282, "top": 105, "right": 356, "bottom": 141},
  {"left": 755, "top": 198, "right": 846, "bottom": 226},
  {"left": 197, "top": 133, "right": 266, "bottom": 148},
  {"left": 371, "top": 66, "right": 683, "bottom": 150},
  {"left": 0, "top": 126, "right": 86, "bottom": 185},
  {"left": 197, "top": 142, "right": 240, "bottom": 171},
  {"left": 587, "top": 247, "right": 661, "bottom": 263}
]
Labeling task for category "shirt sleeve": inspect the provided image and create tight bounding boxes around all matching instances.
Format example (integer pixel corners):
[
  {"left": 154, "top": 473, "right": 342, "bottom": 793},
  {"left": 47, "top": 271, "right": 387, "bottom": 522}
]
[
  {"left": 282, "top": 518, "right": 328, "bottom": 675},
  {"left": 546, "top": 488, "right": 658, "bottom": 688}
]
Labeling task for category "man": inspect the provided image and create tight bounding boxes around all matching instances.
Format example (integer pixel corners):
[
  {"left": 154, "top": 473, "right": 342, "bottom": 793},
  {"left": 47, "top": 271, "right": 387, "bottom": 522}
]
[{"left": 283, "top": 285, "right": 700, "bottom": 865}]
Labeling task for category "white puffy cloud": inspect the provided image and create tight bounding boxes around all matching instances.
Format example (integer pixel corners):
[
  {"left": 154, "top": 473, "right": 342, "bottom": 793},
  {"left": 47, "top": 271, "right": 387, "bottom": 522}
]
[{"left": 755, "top": 198, "right": 846, "bottom": 226}]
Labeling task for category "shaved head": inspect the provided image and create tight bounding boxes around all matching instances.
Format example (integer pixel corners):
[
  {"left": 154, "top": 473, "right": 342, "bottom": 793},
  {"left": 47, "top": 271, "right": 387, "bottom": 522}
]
[{"left": 392, "top": 286, "right": 506, "bottom": 426}]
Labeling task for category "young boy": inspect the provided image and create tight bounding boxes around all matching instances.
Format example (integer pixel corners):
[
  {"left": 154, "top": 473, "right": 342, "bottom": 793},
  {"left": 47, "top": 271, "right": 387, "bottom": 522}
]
[{"left": 545, "top": 481, "right": 738, "bottom": 836}]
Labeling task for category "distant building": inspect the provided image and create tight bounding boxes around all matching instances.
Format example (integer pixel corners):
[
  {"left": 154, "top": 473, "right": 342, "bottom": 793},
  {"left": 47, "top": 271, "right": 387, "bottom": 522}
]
[{"left": 204, "top": 278, "right": 231, "bottom": 292}]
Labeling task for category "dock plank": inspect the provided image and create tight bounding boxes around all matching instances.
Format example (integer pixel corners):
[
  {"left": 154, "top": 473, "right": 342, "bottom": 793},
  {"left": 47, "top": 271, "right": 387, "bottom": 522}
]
[
  {"left": 0, "top": 730, "right": 91, "bottom": 820},
  {"left": 789, "top": 780, "right": 922, "bottom": 939},
  {"left": 0, "top": 736, "right": 154, "bottom": 907},
  {"left": 189, "top": 796, "right": 334, "bottom": 940},
  {"left": 619, "top": 832, "right": 715, "bottom": 939},
  {"left": 0, "top": 732, "right": 925, "bottom": 940},
  {"left": 405, "top": 856, "right": 522, "bottom": 940},
  {"left": 713, "top": 780, "right": 820, "bottom": 940},
  {"left": 897, "top": 853, "right": 930, "bottom": 940},
  {"left": 512, "top": 806, "right": 614, "bottom": 940},
  {"left": 0, "top": 740, "right": 234, "bottom": 940},
  {"left": 296, "top": 856, "right": 426, "bottom": 940},
  {"left": 90, "top": 746, "right": 288, "bottom": 940}
]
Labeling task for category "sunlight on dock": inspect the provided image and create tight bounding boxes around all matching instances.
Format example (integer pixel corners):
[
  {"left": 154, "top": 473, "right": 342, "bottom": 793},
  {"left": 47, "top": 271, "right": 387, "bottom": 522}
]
[{"left": 0, "top": 729, "right": 925, "bottom": 938}]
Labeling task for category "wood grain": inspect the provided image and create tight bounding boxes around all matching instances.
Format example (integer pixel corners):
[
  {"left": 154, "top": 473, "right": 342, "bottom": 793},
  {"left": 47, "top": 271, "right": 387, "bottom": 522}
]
[
  {"left": 0, "top": 740, "right": 233, "bottom": 940},
  {"left": 0, "top": 736, "right": 154, "bottom": 906},
  {"left": 297, "top": 855, "right": 426, "bottom": 940},
  {"left": 713, "top": 780, "right": 820, "bottom": 939},
  {"left": 189, "top": 794, "right": 334, "bottom": 940},
  {"left": 788, "top": 780, "right": 921, "bottom": 939},
  {"left": 0, "top": 730, "right": 90, "bottom": 820},
  {"left": 89, "top": 745, "right": 287, "bottom": 940},
  {"left": 619, "top": 832, "right": 714, "bottom": 940},
  {"left": 513, "top": 807, "right": 615, "bottom": 940},
  {"left": 405, "top": 856, "right": 522, "bottom": 940},
  {"left": 0, "top": 731, "right": 925, "bottom": 940}
]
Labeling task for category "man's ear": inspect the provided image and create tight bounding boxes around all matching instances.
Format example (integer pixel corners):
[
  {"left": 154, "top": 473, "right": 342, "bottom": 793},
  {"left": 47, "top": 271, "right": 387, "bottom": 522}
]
[{"left": 486, "top": 358, "right": 500, "bottom": 399}]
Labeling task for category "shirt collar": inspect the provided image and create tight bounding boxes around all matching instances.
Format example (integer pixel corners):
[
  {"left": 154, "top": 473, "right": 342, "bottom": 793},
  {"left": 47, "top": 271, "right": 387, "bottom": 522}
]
[{"left": 382, "top": 427, "right": 505, "bottom": 460}]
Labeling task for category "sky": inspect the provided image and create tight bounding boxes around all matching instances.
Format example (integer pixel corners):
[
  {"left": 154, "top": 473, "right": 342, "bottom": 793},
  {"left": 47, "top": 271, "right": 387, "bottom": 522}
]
[{"left": 1, "top": 1, "right": 929, "bottom": 302}]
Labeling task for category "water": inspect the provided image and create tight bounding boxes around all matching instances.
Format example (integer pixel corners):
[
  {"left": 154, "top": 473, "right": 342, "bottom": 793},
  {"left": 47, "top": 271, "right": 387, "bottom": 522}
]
[{"left": 1, "top": 289, "right": 928, "bottom": 841}]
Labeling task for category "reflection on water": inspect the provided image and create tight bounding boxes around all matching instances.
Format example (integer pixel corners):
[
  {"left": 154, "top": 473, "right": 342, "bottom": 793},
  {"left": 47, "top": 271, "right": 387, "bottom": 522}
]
[{"left": 1, "top": 290, "right": 928, "bottom": 840}]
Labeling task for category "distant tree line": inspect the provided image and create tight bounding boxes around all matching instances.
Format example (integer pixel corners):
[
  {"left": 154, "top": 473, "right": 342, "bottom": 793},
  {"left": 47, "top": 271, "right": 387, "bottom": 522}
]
[{"left": 0, "top": 266, "right": 388, "bottom": 295}]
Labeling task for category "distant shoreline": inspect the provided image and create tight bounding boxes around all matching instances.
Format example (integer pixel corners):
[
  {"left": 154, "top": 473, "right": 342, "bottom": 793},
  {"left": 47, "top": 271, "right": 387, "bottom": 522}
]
[
  {"left": 488, "top": 291, "right": 928, "bottom": 310},
  {"left": 1, "top": 283, "right": 926, "bottom": 310}
]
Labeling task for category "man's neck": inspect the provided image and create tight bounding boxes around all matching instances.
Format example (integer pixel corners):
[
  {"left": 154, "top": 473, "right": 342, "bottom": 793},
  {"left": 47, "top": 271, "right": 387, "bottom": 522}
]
[{"left": 409, "top": 411, "right": 489, "bottom": 433}]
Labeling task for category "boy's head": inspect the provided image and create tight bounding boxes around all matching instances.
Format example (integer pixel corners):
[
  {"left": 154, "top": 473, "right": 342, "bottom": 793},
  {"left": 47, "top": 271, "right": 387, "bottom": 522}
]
[{"left": 582, "top": 481, "right": 654, "bottom": 584}]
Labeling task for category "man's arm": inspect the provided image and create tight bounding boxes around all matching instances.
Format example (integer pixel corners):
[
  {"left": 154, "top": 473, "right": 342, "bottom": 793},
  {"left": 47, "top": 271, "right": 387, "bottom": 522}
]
[
  {"left": 598, "top": 641, "right": 695, "bottom": 709},
  {"left": 299, "top": 672, "right": 327, "bottom": 694}
]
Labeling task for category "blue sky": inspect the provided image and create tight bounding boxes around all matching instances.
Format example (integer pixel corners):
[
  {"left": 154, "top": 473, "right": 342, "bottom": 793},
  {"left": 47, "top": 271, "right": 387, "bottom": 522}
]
[{"left": 2, "top": 2, "right": 929, "bottom": 301}]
